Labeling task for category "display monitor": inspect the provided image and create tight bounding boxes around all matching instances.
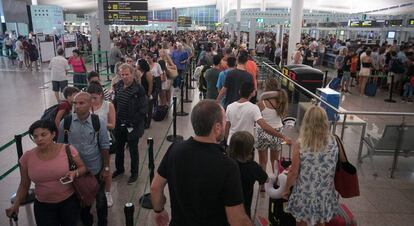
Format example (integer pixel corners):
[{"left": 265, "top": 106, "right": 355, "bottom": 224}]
[
  {"left": 409, "top": 19, "right": 414, "bottom": 26},
  {"left": 387, "top": 31, "right": 396, "bottom": 39}
]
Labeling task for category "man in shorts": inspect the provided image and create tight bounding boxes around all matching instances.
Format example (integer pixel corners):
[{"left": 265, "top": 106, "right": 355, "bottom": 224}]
[{"left": 49, "top": 48, "right": 69, "bottom": 102}]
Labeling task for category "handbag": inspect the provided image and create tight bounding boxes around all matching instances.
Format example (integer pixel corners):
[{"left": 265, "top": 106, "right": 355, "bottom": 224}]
[
  {"left": 333, "top": 135, "right": 360, "bottom": 198},
  {"left": 65, "top": 145, "right": 99, "bottom": 206}
]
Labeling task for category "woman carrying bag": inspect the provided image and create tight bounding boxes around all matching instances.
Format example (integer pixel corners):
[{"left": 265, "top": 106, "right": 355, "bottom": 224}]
[
  {"left": 283, "top": 106, "right": 345, "bottom": 226},
  {"left": 5, "top": 120, "right": 87, "bottom": 226},
  {"left": 69, "top": 49, "right": 88, "bottom": 90}
]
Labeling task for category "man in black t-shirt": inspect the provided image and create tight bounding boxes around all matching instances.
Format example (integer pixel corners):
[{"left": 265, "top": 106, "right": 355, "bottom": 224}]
[
  {"left": 216, "top": 52, "right": 253, "bottom": 109},
  {"left": 150, "top": 100, "right": 252, "bottom": 226}
]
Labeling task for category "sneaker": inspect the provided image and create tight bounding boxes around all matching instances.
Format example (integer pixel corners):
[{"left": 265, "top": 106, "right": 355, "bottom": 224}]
[
  {"left": 112, "top": 170, "right": 124, "bottom": 178},
  {"left": 106, "top": 192, "right": 113, "bottom": 207},
  {"left": 128, "top": 175, "right": 138, "bottom": 185}
]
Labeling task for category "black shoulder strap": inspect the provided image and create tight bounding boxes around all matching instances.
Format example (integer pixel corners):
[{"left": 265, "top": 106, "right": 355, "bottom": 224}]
[
  {"left": 63, "top": 114, "right": 72, "bottom": 144},
  {"left": 91, "top": 114, "right": 101, "bottom": 150}
]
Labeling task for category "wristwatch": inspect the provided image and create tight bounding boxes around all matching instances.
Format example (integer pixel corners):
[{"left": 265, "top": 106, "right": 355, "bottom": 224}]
[{"left": 104, "top": 167, "right": 110, "bottom": 171}]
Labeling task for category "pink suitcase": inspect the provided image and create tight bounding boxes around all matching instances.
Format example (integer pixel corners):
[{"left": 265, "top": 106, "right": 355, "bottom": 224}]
[{"left": 326, "top": 204, "right": 357, "bottom": 226}]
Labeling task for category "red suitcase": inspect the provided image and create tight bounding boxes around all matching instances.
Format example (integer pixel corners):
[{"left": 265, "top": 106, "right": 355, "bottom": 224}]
[{"left": 326, "top": 204, "right": 357, "bottom": 226}]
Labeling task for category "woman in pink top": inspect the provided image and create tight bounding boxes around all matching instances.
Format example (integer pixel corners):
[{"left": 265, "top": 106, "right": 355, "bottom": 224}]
[
  {"left": 68, "top": 49, "right": 87, "bottom": 90},
  {"left": 5, "top": 120, "right": 87, "bottom": 226}
]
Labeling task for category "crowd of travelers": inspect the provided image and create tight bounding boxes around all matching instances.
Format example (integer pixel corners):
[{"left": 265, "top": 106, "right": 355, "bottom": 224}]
[{"left": 2, "top": 29, "right": 411, "bottom": 226}]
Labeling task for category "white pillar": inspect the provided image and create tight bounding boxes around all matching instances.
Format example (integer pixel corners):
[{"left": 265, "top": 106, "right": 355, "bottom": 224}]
[
  {"left": 89, "top": 15, "right": 99, "bottom": 52},
  {"left": 97, "top": 0, "right": 111, "bottom": 52},
  {"left": 260, "top": 0, "right": 266, "bottom": 12},
  {"left": 249, "top": 18, "right": 256, "bottom": 50},
  {"left": 236, "top": 0, "right": 241, "bottom": 45},
  {"left": 287, "top": 0, "right": 304, "bottom": 65}
]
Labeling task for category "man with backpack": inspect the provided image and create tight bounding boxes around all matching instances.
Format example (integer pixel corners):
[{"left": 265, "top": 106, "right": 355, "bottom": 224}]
[{"left": 57, "top": 92, "right": 110, "bottom": 226}]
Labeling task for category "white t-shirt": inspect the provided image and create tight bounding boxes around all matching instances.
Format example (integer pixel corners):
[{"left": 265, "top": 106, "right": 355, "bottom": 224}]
[
  {"left": 49, "top": 56, "right": 69, "bottom": 81},
  {"left": 151, "top": 62, "right": 163, "bottom": 78},
  {"left": 226, "top": 101, "right": 262, "bottom": 144}
]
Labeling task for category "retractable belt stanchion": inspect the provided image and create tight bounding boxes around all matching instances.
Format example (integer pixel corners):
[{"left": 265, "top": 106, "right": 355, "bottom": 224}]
[
  {"left": 105, "top": 51, "right": 111, "bottom": 81},
  {"left": 384, "top": 74, "right": 396, "bottom": 103},
  {"left": 167, "top": 97, "right": 184, "bottom": 143},
  {"left": 176, "top": 82, "right": 189, "bottom": 116},
  {"left": 139, "top": 138, "right": 155, "bottom": 209},
  {"left": 184, "top": 71, "right": 192, "bottom": 103},
  {"left": 188, "top": 61, "right": 195, "bottom": 89},
  {"left": 124, "top": 203, "right": 134, "bottom": 226},
  {"left": 323, "top": 70, "right": 329, "bottom": 87}
]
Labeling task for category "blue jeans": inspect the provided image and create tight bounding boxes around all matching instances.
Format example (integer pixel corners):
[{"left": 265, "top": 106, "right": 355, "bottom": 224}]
[
  {"left": 80, "top": 175, "right": 107, "bottom": 226},
  {"left": 403, "top": 83, "right": 413, "bottom": 98}
]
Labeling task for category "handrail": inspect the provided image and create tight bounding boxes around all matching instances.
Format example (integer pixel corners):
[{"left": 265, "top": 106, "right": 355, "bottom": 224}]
[{"left": 261, "top": 62, "right": 414, "bottom": 118}]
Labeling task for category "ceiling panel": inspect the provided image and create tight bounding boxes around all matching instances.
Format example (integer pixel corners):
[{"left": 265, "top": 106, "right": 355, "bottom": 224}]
[{"left": 37, "top": 0, "right": 413, "bottom": 14}]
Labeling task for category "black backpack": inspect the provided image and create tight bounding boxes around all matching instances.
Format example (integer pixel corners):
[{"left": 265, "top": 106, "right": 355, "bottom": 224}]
[
  {"left": 63, "top": 114, "right": 101, "bottom": 147},
  {"left": 41, "top": 101, "right": 70, "bottom": 123}
]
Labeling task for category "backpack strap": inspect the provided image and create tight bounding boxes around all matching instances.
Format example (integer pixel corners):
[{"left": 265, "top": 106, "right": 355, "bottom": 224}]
[
  {"left": 63, "top": 114, "right": 72, "bottom": 144},
  {"left": 91, "top": 114, "right": 101, "bottom": 150}
]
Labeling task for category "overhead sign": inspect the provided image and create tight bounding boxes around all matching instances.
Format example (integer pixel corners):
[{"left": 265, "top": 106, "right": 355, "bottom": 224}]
[
  {"left": 103, "top": 0, "right": 148, "bottom": 25},
  {"left": 409, "top": 19, "right": 414, "bottom": 26},
  {"left": 177, "top": 16, "right": 192, "bottom": 27},
  {"left": 386, "top": 19, "right": 403, "bottom": 27},
  {"left": 31, "top": 5, "right": 64, "bottom": 34},
  {"left": 256, "top": 18, "right": 264, "bottom": 23}
]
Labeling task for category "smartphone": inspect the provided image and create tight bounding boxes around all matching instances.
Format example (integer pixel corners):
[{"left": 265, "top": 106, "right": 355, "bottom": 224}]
[{"left": 60, "top": 176, "right": 73, "bottom": 184}]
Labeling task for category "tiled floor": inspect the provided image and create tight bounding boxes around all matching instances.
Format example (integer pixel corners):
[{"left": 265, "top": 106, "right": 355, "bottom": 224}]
[{"left": 0, "top": 57, "right": 414, "bottom": 225}]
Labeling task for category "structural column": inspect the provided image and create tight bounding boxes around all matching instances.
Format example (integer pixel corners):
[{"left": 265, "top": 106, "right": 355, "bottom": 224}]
[
  {"left": 89, "top": 15, "right": 99, "bottom": 52},
  {"left": 287, "top": 0, "right": 304, "bottom": 65},
  {"left": 236, "top": 0, "right": 241, "bottom": 45},
  {"left": 97, "top": 0, "right": 111, "bottom": 52},
  {"left": 249, "top": 18, "right": 256, "bottom": 49},
  {"left": 260, "top": 0, "right": 266, "bottom": 12}
]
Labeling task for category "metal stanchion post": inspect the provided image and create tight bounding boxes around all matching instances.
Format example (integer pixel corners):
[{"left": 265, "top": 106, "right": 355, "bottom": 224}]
[
  {"left": 384, "top": 74, "right": 396, "bottom": 103},
  {"left": 105, "top": 51, "right": 110, "bottom": 81},
  {"left": 187, "top": 65, "right": 195, "bottom": 89},
  {"left": 124, "top": 203, "right": 134, "bottom": 226},
  {"left": 139, "top": 138, "right": 155, "bottom": 209},
  {"left": 176, "top": 82, "right": 189, "bottom": 116},
  {"left": 167, "top": 97, "right": 184, "bottom": 143},
  {"left": 184, "top": 72, "right": 192, "bottom": 103},
  {"left": 323, "top": 70, "right": 329, "bottom": 87}
]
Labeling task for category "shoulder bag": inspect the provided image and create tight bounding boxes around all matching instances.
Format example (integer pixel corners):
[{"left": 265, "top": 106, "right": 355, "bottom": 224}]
[
  {"left": 333, "top": 135, "right": 360, "bottom": 198},
  {"left": 65, "top": 144, "right": 99, "bottom": 206}
]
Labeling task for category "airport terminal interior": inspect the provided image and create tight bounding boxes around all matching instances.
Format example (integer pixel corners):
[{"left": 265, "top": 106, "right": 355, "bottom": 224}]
[{"left": 0, "top": 0, "right": 414, "bottom": 225}]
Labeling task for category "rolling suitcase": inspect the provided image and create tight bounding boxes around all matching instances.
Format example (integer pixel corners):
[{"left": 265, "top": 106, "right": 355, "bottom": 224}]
[{"left": 326, "top": 204, "right": 357, "bottom": 226}]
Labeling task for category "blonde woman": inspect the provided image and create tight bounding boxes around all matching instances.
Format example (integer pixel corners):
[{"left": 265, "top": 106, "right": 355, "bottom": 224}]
[
  {"left": 283, "top": 106, "right": 342, "bottom": 226},
  {"left": 159, "top": 49, "right": 177, "bottom": 105}
]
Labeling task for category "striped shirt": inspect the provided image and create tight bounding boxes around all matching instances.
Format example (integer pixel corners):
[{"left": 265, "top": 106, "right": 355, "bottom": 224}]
[{"left": 115, "top": 82, "right": 136, "bottom": 122}]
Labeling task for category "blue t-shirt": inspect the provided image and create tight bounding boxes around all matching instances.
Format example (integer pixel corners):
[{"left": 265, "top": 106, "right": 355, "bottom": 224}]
[
  {"left": 171, "top": 50, "right": 189, "bottom": 70},
  {"left": 216, "top": 69, "right": 232, "bottom": 106}
]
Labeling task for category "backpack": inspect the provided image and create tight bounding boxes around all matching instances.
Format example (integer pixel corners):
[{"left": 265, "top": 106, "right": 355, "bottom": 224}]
[
  {"left": 41, "top": 101, "right": 71, "bottom": 123},
  {"left": 198, "top": 66, "right": 211, "bottom": 93},
  {"left": 63, "top": 114, "right": 101, "bottom": 147},
  {"left": 41, "top": 104, "right": 60, "bottom": 122}
]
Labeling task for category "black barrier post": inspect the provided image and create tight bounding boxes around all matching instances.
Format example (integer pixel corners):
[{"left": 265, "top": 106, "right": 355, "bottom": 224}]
[
  {"left": 384, "top": 74, "right": 396, "bottom": 103},
  {"left": 187, "top": 66, "right": 195, "bottom": 90},
  {"left": 139, "top": 138, "right": 155, "bottom": 209},
  {"left": 176, "top": 82, "right": 189, "bottom": 116},
  {"left": 184, "top": 72, "right": 193, "bottom": 103},
  {"left": 124, "top": 203, "right": 134, "bottom": 226},
  {"left": 14, "top": 134, "right": 23, "bottom": 160},
  {"left": 167, "top": 97, "right": 184, "bottom": 143},
  {"left": 323, "top": 70, "right": 329, "bottom": 87}
]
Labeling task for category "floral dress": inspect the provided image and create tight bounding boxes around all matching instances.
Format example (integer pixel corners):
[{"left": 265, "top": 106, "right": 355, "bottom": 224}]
[{"left": 286, "top": 136, "right": 340, "bottom": 225}]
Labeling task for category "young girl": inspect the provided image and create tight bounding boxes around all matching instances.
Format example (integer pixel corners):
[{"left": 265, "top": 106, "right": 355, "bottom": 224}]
[
  {"left": 228, "top": 131, "right": 268, "bottom": 217},
  {"left": 256, "top": 78, "right": 288, "bottom": 174}
]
